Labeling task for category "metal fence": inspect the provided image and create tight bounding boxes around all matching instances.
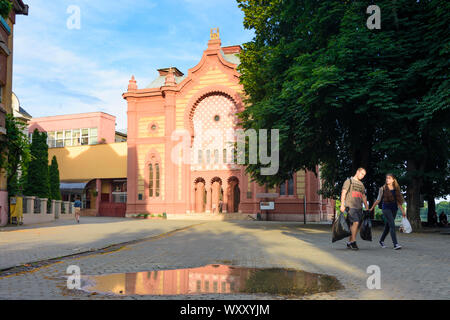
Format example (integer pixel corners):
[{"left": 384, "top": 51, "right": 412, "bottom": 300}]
[
  {"left": 34, "top": 198, "right": 41, "bottom": 214},
  {"left": 61, "top": 202, "right": 66, "bottom": 214},
  {"left": 47, "top": 200, "right": 52, "bottom": 214}
]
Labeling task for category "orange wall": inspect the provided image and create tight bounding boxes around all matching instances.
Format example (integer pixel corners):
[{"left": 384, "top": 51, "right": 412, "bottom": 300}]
[{"left": 49, "top": 142, "right": 127, "bottom": 181}]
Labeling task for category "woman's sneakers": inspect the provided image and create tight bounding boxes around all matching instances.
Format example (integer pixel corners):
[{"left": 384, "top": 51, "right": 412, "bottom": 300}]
[
  {"left": 379, "top": 241, "right": 387, "bottom": 248},
  {"left": 393, "top": 244, "right": 402, "bottom": 250}
]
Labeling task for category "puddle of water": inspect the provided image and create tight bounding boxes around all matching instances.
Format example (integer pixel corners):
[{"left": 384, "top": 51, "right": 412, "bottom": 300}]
[{"left": 80, "top": 264, "right": 343, "bottom": 297}]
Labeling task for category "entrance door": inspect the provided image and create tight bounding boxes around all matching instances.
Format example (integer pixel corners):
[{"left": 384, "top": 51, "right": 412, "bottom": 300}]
[
  {"left": 195, "top": 180, "right": 206, "bottom": 213},
  {"left": 227, "top": 178, "right": 240, "bottom": 213}
]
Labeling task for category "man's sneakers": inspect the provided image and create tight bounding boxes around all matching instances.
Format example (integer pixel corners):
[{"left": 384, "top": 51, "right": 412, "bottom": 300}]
[
  {"left": 393, "top": 244, "right": 402, "bottom": 250},
  {"left": 379, "top": 241, "right": 387, "bottom": 248},
  {"left": 346, "top": 241, "right": 359, "bottom": 250}
]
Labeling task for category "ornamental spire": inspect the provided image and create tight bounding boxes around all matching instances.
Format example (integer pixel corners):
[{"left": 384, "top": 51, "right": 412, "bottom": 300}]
[{"left": 128, "top": 75, "right": 137, "bottom": 91}]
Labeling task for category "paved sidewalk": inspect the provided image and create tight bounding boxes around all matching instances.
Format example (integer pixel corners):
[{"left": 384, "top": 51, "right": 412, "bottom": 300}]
[
  {"left": 0, "top": 217, "right": 201, "bottom": 270},
  {"left": 0, "top": 220, "right": 449, "bottom": 299}
]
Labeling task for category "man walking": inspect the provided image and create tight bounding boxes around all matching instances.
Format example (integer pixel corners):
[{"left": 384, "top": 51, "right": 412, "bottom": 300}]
[{"left": 340, "top": 168, "right": 369, "bottom": 250}]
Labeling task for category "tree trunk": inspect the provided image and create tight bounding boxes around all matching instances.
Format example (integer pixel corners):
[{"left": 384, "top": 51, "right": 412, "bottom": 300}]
[
  {"left": 406, "top": 160, "right": 423, "bottom": 231},
  {"left": 426, "top": 194, "right": 436, "bottom": 226}
]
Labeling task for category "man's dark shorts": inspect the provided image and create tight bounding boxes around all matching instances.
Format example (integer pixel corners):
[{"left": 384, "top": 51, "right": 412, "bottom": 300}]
[{"left": 346, "top": 208, "right": 363, "bottom": 224}]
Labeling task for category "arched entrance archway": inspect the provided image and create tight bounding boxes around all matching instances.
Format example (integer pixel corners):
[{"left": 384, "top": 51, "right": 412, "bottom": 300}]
[
  {"left": 210, "top": 177, "right": 223, "bottom": 214},
  {"left": 194, "top": 178, "right": 206, "bottom": 213},
  {"left": 227, "top": 176, "right": 240, "bottom": 213}
]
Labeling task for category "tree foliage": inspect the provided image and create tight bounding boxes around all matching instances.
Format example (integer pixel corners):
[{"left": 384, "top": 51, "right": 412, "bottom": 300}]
[
  {"left": 236, "top": 0, "right": 450, "bottom": 229},
  {"left": 24, "top": 129, "right": 50, "bottom": 198},
  {"left": 49, "top": 155, "right": 61, "bottom": 200},
  {"left": 0, "top": 0, "right": 12, "bottom": 19},
  {"left": 0, "top": 114, "right": 30, "bottom": 196}
]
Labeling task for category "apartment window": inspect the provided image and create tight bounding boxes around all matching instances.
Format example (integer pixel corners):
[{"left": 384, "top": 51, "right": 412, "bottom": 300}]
[
  {"left": 47, "top": 132, "right": 55, "bottom": 148},
  {"left": 45, "top": 128, "right": 98, "bottom": 148},
  {"left": 81, "top": 128, "right": 89, "bottom": 145},
  {"left": 72, "top": 129, "right": 81, "bottom": 146},
  {"left": 64, "top": 130, "right": 72, "bottom": 146},
  {"left": 90, "top": 128, "right": 98, "bottom": 144},
  {"left": 55, "top": 131, "right": 63, "bottom": 147},
  {"left": 198, "top": 150, "right": 202, "bottom": 164}
]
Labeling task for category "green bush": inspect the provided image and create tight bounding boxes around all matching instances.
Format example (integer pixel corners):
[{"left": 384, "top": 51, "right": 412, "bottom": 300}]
[{"left": 0, "top": 0, "right": 12, "bottom": 19}]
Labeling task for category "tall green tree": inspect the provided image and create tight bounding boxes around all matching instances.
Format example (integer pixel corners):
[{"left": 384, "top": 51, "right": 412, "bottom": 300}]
[
  {"left": 49, "top": 156, "right": 61, "bottom": 200},
  {"left": 0, "top": 114, "right": 30, "bottom": 196},
  {"left": 236, "top": 0, "right": 449, "bottom": 230},
  {"left": 24, "top": 129, "right": 50, "bottom": 198}
]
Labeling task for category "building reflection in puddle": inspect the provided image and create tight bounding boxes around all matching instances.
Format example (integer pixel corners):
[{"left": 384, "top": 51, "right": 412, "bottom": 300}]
[{"left": 80, "top": 264, "right": 343, "bottom": 297}]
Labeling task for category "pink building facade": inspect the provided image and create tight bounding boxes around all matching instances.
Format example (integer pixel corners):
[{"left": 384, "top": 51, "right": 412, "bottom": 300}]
[
  {"left": 28, "top": 112, "right": 116, "bottom": 146},
  {"left": 27, "top": 112, "right": 128, "bottom": 218},
  {"left": 124, "top": 31, "right": 334, "bottom": 221}
]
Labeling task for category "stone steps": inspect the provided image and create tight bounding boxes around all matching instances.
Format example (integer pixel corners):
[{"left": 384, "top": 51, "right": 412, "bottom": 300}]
[{"left": 166, "top": 213, "right": 257, "bottom": 221}]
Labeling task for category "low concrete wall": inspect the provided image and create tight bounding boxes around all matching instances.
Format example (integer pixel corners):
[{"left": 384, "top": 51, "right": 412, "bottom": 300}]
[
  {"left": 21, "top": 197, "right": 75, "bottom": 225},
  {"left": 58, "top": 201, "right": 75, "bottom": 220},
  {"left": 23, "top": 197, "right": 55, "bottom": 224}
]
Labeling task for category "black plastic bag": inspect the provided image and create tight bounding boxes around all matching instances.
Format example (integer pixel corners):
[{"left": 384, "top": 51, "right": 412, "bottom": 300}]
[
  {"left": 332, "top": 212, "right": 352, "bottom": 242},
  {"left": 360, "top": 211, "right": 372, "bottom": 241}
]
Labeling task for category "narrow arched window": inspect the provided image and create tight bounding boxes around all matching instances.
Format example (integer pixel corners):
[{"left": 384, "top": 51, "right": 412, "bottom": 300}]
[
  {"left": 155, "top": 163, "right": 160, "bottom": 197},
  {"left": 223, "top": 148, "right": 227, "bottom": 164},
  {"left": 149, "top": 164, "right": 153, "bottom": 197},
  {"left": 287, "top": 175, "right": 294, "bottom": 195}
]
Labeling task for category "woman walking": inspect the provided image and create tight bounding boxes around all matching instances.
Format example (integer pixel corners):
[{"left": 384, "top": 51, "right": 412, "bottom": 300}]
[
  {"left": 370, "top": 173, "right": 406, "bottom": 250},
  {"left": 74, "top": 196, "right": 82, "bottom": 223}
]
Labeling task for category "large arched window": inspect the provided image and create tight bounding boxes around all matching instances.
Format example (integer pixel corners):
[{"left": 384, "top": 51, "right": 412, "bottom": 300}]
[
  {"left": 146, "top": 152, "right": 161, "bottom": 199},
  {"left": 279, "top": 175, "right": 294, "bottom": 196}
]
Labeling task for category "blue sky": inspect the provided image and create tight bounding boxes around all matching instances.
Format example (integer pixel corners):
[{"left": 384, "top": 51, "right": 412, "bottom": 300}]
[{"left": 13, "top": 0, "right": 254, "bottom": 129}]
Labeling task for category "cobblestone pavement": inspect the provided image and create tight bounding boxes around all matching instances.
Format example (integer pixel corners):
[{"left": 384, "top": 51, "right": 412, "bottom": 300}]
[
  {"left": 0, "top": 217, "right": 201, "bottom": 270},
  {"left": 0, "top": 219, "right": 449, "bottom": 300}
]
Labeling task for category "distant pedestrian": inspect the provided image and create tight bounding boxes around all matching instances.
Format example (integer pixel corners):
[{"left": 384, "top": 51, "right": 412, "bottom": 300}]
[
  {"left": 439, "top": 211, "right": 448, "bottom": 227},
  {"left": 340, "top": 168, "right": 370, "bottom": 250},
  {"left": 74, "top": 196, "right": 82, "bottom": 223},
  {"left": 370, "top": 173, "right": 406, "bottom": 250}
]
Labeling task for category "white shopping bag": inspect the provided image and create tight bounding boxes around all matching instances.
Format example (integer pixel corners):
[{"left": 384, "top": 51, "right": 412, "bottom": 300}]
[{"left": 401, "top": 217, "right": 412, "bottom": 233}]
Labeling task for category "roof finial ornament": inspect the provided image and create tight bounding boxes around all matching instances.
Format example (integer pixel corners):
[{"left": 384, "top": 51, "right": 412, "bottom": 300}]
[
  {"left": 128, "top": 75, "right": 137, "bottom": 91},
  {"left": 210, "top": 27, "right": 220, "bottom": 40},
  {"left": 164, "top": 67, "right": 176, "bottom": 86}
]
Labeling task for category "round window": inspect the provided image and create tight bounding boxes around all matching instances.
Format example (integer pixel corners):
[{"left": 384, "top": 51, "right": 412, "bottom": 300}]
[
  {"left": 214, "top": 115, "right": 220, "bottom": 122},
  {"left": 151, "top": 124, "right": 157, "bottom": 131}
]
